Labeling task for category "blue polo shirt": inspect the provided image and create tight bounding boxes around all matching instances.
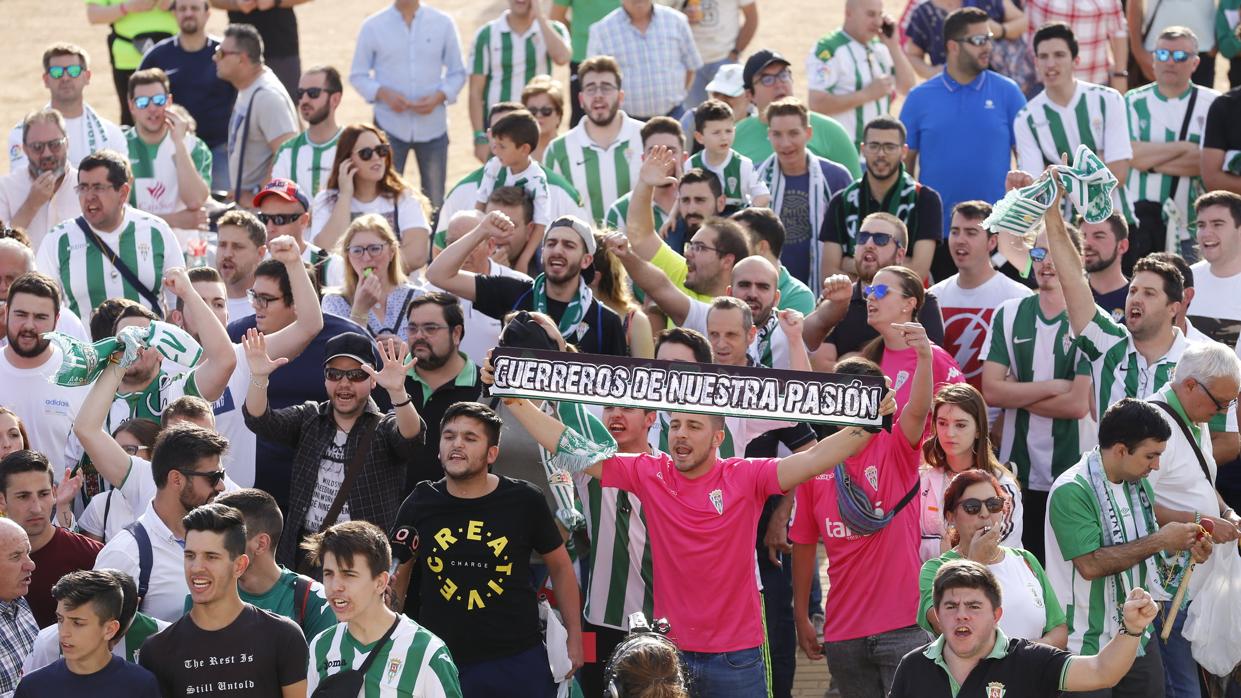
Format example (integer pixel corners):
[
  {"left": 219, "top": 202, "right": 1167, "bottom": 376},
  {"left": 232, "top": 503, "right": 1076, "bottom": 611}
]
[{"left": 899, "top": 70, "right": 1026, "bottom": 234}]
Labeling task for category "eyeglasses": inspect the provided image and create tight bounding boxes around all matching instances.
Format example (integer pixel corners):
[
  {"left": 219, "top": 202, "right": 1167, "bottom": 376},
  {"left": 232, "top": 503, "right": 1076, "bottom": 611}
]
[
  {"left": 347, "top": 243, "right": 389, "bottom": 258},
  {"left": 756, "top": 69, "right": 793, "bottom": 87},
  {"left": 1196, "top": 380, "right": 1238, "bottom": 413},
  {"left": 256, "top": 212, "right": 303, "bottom": 227},
  {"left": 407, "top": 322, "right": 448, "bottom": 337},
  {"left": 74, "top": 183, "right": 119, "bottom": 195},
  {"left": 959, "top": 497, "right": 1006, "bottom": 515},
  {"left": 857, "top": 230, "right": 898, "bottom": 247},
  {"left": 863, "top": 142, "right": 902, "bottom": 154},
  {"left": 581, "top": 83, "right": 619, "bottom": 96},
  {"left": 133, "top": 94, "right": 169, "bottom": 110},
  {"left": 954, "top": 33, "right": 994, "bottom": 47},
  {"left": 325, "top": 367, "right": 370, "bottom": 383},
  {"left": 686, "top": 241, "right": 720, "bottom": 255},
  {"left": 247, "top": 289, "right": 287, "bottom": 309},
  {"left": 177, "top": 468, "right": 227, "bottom": 487},
  {"left": 296, "top": 87, "right": 338, "bottom": 100},
  {"left": 120, "top": 444, "right": 150, "bottom": 456},
  {"left": 1030, "top": 246, "right": 1049, "bottom": 262},
  {"left": 354, "top": 144, "right": 391, "bottom": 161},
  {"left": 47, "top": 65, "right": 84, "bottom": 80},
  {"left": 526, "top": 106, "right": 558, "bottom": 117},
  {"left": 26, "top": 138, "right": 66, "bottom": 155},
  {"left": 862, "top": 283, "right": 895, "bottom": 300},
  {"left": 1154, "top": 49, "right": 1193, "bottom": 63}
]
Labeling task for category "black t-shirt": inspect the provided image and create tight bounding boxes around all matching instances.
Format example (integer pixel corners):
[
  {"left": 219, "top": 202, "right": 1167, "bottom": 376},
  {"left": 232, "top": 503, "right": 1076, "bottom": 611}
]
[
  {"left": 139, "top": 604, "right": 308, "bottom": 696},
  {"left": 1092, "top": 283, "right": 1128, "bottom": 325},
  {"left": 824, "top": 282, "right": 946, "bottom": 356},
  {"left": 889, "top": 637, "right": 1073, "bottom": 698},
  {"left": 15, "top": 657, "right": 160, "bottom": 698},
  {"left": 403, "top": 369, "right": 484, "bottom": 493},
  {"left": 389, "top": 476, "right": 564, "bottom": 664},
  {"left": 228, "top": 9, "right": 299, "bottom": 58},
  {"left": 821, "top": 179, "right": 944, "bottom": 257},
  {"left": 471, "top": 275, "right": 628, "bottom": 356},
  {"left": 1204, "top": 86, "right": 1241, "bottom": 152}
]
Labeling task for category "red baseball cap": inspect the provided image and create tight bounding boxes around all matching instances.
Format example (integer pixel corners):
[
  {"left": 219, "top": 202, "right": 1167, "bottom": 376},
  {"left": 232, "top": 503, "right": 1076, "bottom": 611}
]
[{"left": 252, "top": 178, "right": 310, "bottom": 210}]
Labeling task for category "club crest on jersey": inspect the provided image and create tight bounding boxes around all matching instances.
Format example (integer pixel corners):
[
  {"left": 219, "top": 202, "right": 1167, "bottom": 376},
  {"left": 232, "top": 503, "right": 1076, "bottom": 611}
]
[
  {"left": 709, "top": 488, "right": 724, "bottom": 515},
  {"left": 892, "top": 370, "right": 909, "bottom": 392},
  {"left": 138, "top": 242, "right": 151, "bottom": 260},
  {"left": 1062, "top": 334, "right": 1073, "bottom": 355},
  {"left": 386, "top": 657, "right": 403, "bottom": 682},
  {"left": 986, "top": 682, "right": 1006, "bottom": 698},
  {"left": 864, "top": 465, "right": 879, "bottom": 491},
  {"left": 727, "top": 176, "right": 738, "bottom": 193}
]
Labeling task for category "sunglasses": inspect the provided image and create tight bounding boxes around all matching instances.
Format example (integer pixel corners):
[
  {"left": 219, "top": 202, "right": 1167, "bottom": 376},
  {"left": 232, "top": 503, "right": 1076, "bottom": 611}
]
[
  {"left": 325, "top": 367, "right": 370, "bottom": 383},
  {"left": 1153, "top": 49, "right": 1193, "bottom": 63},
  {"left": 296, "top": 87, "right": 337, "bottom": 100},
  {"left": 1030, "top": 246, "right": 1049, "bottom": 262},
  {"left": 354, "top": 144, "right": 391, "bottom": 161},
  {"left": 954, "top": 33, "right": 994, "bottom": 47},
  {"left": 47, "top": 65, "right": 84, "bottom": 80},
  {"left": 862, "top": 283, "right": 894, "bottom": 300},
  {"left": 959, "top": 497, "right": 1005, "bottom": 515},
  {"left": 177, "top": 468, "right": 227, "bottom": 487},
  {"left": 26, "top": 138, "right": 66, "bottom": 155},
  {"left": 526, "top": 106, "right": 558, "bottom": 117},
  {"left": 133, "top": 94, "right": 169, "bottom": 110},
  {"left": 256, "top": 212, "right": 302, "bottom": 227},
  {"left": 857, "top": 230, "right": 898, "bottom": 247}
]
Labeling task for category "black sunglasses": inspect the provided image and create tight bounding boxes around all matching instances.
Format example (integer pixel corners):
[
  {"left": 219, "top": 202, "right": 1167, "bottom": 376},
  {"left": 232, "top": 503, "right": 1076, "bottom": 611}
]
[
  {"left": 177, "top": 468, "right": 227, "bottom": 487},
  {"left": 526, "top": 106, "right": 558, "bottom": 117},
  {"left": 296, "top": 87, "right": 338, "bottom": 100},
  {"left": 325, "top": 367, "right": 370, "bottom": 383},
  {"left": 257, "top": 212, "right": 303, "bottom": 227},
  {"left": 959, "top": 497, "right": 1005, "bottom": 515},
  {"left": 857, "top": 230, "right": 898, "bottom": 247},
  {"left": 355, "top": 144, "right": 391, "bottom": 161}
]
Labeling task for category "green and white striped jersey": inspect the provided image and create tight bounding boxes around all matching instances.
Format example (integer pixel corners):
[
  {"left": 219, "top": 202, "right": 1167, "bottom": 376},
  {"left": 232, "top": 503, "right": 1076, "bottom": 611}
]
[
  {"left": 1123, "top": 84, "right": 1218, "bottom": 225},
  {"left": 1046, "top": 458, "right": 1159, "bottom": 654},
  {"left": 308, "top": 616, "right": 462, "bottom": 698},
  {"left": 433, "top": 163, "right": 587, "bottom": 237},
  {"left": 35, "top": 206, "right": 185, "bottom": 318},
  {"left": 603, "top": 192, "right": 670, "bottom": 233},
  {"left": 1014, "top": 81, "right": 1132, "bottom": 214},
  {"left": 575, "top": 472, "right": 656, "bottom": 629},
  {"left": 544, "top": 114, "right": 644, "bottom": 224},
  {"left": 688, "top": 149, "right": 769, "bottom": 208},
  {"left": 1076, "top": 307, "right": 1188, "bottom": 420},
  {"left": 271, "top": 129, "right": 341, "bottom": 198},
  {"left": 805, "top": 29, "right": 895, "bottom": 144},
  {"left": 471, "top": 12, "right": 569, "bottom": 116},
  {"left": 125, "top": 128, "right": 212, "bottom": 216},
  {"left": 983, "top": 296, "right": 1097, "bottom": 491}
]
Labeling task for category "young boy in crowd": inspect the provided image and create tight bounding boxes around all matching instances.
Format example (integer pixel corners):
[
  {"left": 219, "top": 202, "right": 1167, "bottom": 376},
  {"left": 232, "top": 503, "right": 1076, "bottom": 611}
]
[
  {"left": 689, "top": 99, "right": 771, "bottom": 210},
  {"left": 475, "top": 109, "right": 551, "bottom": 270}
]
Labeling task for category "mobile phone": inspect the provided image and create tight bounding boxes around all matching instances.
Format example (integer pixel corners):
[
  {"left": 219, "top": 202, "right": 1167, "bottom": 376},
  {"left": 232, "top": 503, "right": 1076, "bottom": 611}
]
[{"left": 881, "top": 18, "right": 896, "bottom": 39}]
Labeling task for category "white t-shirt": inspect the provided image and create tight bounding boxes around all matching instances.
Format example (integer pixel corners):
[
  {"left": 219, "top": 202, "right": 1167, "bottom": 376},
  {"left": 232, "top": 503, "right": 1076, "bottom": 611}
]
[
  {"left": 304, "top": 429, "right": 352, "bottom": 531},
  {"left": 1186, "top": 261, "right": 1241, "bottom": 350},
  {"left": 990, "top": 549, "right": 1057, "bottom": 641},
  {"left": 930, "top": 272, "right": 1034, "bottom": 385},
  {"left": 94, "top": 503, "right": 190, "bottom": 622},
  {"left": 309, "top": 189, "right": 430, "bottom": 244},
  {"left": 7, "top": 105, "right": 126, "bottom": 174},
  {"left": 689, "top": 0, "right": 757, "bottom": 63},
  {"left": 0, "top": 164, "right": 81, "bottom": 250},
  {"left": 227, "top": 295, "right": 255, "bottom": 324},
  {"left": 0, "top": 347, "right": 88, "bottom": 473}
]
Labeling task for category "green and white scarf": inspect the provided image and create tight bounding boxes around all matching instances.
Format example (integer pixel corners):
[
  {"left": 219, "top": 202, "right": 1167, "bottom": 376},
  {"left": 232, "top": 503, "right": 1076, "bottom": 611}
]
[
  {"left": 1224, "top": 150, "right": 1241, "bottom": 175},
  {"left": 531, "top": 273, "right": 595, "bottom": 345},
  {"left": 45, "top": 321, "right": 202, "bottom": 387},
  {"left": 543, "top": 400, "right": 618, "bottom": 531},
  {"left": 754, "top": 313, "right": 779, "bottom": 368},
  {"left": 758, "top": 152, "right": 831, "bottom": 296},
  {"left": 834, "top": 167, "right": 921, "bottom": 256}
]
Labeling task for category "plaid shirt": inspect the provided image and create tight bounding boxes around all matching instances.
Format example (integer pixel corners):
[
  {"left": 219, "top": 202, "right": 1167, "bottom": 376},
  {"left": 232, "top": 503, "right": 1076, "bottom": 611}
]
[
  {"left": 0, "top": 598, "right": 36, "bottom": 697},
  {"left": 246, "top": 399, "right": 424, "bottom": 567},
  {"left": 586, "top": 4, "right": 703, "bottom": 117},
  {"left": 1026, "top": 0, "right": 1126, "bottom": 85}
]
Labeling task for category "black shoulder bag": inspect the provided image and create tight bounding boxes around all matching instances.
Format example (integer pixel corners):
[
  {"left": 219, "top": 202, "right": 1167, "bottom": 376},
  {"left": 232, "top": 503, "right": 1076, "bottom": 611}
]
[{"left": 310, "top": 615, "right": 401, "bottom": 697}]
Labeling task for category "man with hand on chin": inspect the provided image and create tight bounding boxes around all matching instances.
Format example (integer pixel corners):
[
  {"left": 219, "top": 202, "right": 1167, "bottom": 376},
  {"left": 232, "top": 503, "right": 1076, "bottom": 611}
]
[
  {"left": 243, "top": 330, "right": 424, "bottom": 570},
  {"left": 889, "top": 559, "right": 1162, "bottom": 698}
]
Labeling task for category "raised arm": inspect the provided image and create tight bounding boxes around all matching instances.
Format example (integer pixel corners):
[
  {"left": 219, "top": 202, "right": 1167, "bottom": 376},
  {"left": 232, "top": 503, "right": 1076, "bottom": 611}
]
[
  {"left": 626, "top": 146, "right": 680, "bottom": 261},
  {"left": 163, "top": 267, "right": 236, "bottom": 402},
  {"left": 777, "top": 309, "right": 811, "bottom": 372},
  {"left": 71, "top": 360, "right": 134, "bottom": 489},
  {"left": 1062, "top": 588, "right": 1157, "bottom": 691},
  {"left": 896, "top": 322, "right": 933, "bottom": 446},
  {"left": 802, "top": 274, "right": 852, "bottom": 351},
  {"left": 363, "top": 338, "right": 422, "bottom": 440},
  {"left": 425, "top": 210, "right": 515, "bottom": 300},
  {"left": 1044, "top": 181, "right": 1098, "bottom": 335},
  {"left": 241, "top": 328, "right": 288, "bottom": 421},
  {"left": 603, "top": 232, "right": 693, "bottom": 326},
  {"left": 775, "top": 425, "right": 879, "bottom": 492},
  {"left": 261, "top": 235, "right": 325, "bottom": 361}
]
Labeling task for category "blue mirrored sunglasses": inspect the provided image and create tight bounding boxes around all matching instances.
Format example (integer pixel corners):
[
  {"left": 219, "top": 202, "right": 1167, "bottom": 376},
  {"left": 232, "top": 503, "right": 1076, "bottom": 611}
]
[
  {"left": 1030, "top": 247, "right": 1049, "bottom": 262},
  {"left": 133, "top": 94, "right": 169, "bottom": 110},
  {"left": 862, "top": 283, "right": 892, "bottom": 300},
  {"left": 1153, "top": 49, "right": 1192, "bottom": 63}
]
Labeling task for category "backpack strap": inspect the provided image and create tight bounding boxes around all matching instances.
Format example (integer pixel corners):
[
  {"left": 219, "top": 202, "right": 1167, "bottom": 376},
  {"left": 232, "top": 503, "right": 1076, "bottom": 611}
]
[
  {"left": 293, "top": 574, "right": 313, "bottom": 630},
  {"left": 124, "top": 521, "right": 153, "bottom": 601}
]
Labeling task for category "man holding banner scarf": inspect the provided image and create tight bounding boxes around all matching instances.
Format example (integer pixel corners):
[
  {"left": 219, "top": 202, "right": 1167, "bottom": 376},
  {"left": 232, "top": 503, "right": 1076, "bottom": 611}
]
[
  {"left": 482, "top": 351, "right": 898, "bottom": 697},
  {"left": 428, "top": 211, "right": 628, "bottom": 356}
]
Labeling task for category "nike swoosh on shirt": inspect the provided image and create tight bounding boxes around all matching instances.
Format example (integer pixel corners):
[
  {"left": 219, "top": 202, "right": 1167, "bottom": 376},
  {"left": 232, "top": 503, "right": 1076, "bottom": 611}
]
[{"left": 1014, "top": 337, "right": 1033, "bottom": 343}]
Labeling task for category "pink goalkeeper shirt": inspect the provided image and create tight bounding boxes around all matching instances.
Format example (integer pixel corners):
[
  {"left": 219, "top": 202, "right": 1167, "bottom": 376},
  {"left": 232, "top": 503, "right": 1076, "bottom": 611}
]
[
  {"left": 601, "top": 451, "right": 784, "bottom": 652},
  {"left": 789, "top": 428, "right": 923, "bottom": 642}
]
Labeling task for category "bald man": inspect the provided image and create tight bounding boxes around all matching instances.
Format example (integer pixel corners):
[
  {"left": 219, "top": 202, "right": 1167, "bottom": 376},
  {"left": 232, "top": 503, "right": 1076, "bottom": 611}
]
[
  {"left": 427, "top": 209, "right": 532, "bottom": 367},
  {"left": 0, "top": 517, "right": 37, "bottom": 695}
]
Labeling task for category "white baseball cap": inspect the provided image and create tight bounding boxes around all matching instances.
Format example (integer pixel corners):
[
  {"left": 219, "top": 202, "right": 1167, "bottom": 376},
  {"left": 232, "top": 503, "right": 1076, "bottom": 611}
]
[{"left": 705, "top": 63, "right": 745, "bottom": 98}]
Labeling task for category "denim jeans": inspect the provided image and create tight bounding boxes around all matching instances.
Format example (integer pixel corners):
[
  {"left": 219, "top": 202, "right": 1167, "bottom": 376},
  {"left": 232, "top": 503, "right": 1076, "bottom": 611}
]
[
  {"left": 1154, "top": 600, "right": 1199, "bottom": 698},
  {"left": 458, "top": 643, "right": 556, "bottom": 698},
  {"left": 760, "top": 559, "right": 796, "bottom": 698},
  {"left": 823, "top": 625, "right": 929, "bottom": 698},
  {"left": 682, "top": 645, "right": 767, "bottom": 698},
  {"left": 385, "top": 130, "right": 449, "bottom": 209},
  {"left": 685, "top": 57, "right": 732, "bottom": 110}
]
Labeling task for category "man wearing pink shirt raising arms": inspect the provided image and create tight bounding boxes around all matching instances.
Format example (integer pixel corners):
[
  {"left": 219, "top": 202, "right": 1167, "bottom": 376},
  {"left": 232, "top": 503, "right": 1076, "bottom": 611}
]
[{"left": 484, "top": 350, "right": 900, "bottom": 697}]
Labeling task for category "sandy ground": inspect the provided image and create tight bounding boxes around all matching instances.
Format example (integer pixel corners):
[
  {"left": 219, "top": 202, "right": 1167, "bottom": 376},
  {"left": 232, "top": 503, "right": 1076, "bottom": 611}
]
[{"left": 0, "top": 0, "right": 859, "bottom": 188}]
